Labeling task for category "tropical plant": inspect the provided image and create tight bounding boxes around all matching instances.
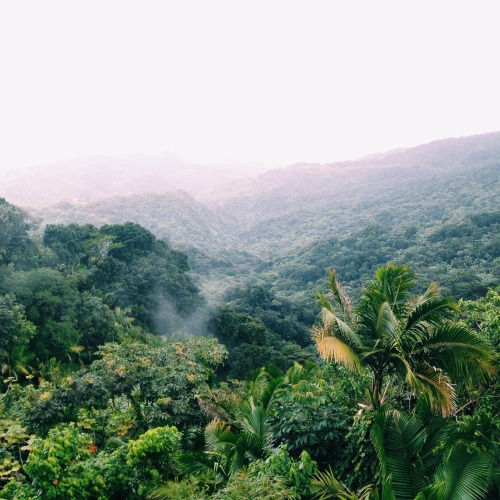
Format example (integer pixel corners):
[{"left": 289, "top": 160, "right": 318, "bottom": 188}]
[
  {"left": 125, "top": 426, "right": 182, "bottom": 496},
  {"left": 268, "top": 362, "right": 363, "bottom": 466},
  {"left": 457, "top": 288, "right": 500, "bottom": 417},
  {"left": 371, "top": 406, "right": 498, "bottom": 499},
  {"left": 214, "top": 445, "right": 316, "bottom": 499},
  {"left": 148, "top": 445, "right": 316, "bottom": 500},
  {"left": 313, "top": 264, "right": 496, "bottom": 415},
  {"left": 1, "top": 346, "right": 35, "bottom": 384},
  {"left": 26, "top": 337, "right": 227, "bottom": 437},
  {"left": 1, "top": 423, "right": 99, "bottom": 499},
  {"left": 311, "top": 466, "right": 374, "bottom": 499},
  {"left": 174, "top": 368, "right": 285, "bottom": 492}
]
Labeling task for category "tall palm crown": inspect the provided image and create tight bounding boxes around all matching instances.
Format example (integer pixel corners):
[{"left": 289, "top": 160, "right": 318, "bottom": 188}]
[{"left": 313, "top": 264, "right": 495, "bottom": 415}]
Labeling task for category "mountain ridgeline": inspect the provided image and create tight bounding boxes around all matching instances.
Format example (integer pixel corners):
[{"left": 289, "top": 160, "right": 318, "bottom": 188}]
[{"left": 18, "top": 131, "right": 499, "bottom": 303}]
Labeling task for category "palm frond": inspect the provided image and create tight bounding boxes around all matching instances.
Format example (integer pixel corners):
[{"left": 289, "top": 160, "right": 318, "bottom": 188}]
[
  {"left": 248, "top": 370, "right": 271, "bottom": 403},
  {"left": 414, "top": 483, "right": 447, "bottom": 499},
  {"left": 376, "top": 301, "right": 399, "bottom": 342},
  {"left": 319, "top": 306, "right": 363, "bottom": 347},
  {"left": 146, "top": 479, "right": 206, "bottom": 500},
  {"left": 241, "top": 432, "right": 267, "bottom": 461},
  {"left": 336, "top": 315, "right": 364, "bottom": 347},
  {"left": 371, "top": 409, "right": 389, "bottom": 479},
  {"left": 239, "top": 400, "right": 267, "bottom": 438},
  {"left": 228, "top": 435, "right": 247, "bottom": 476},
  {"left": 260, "top": 375, "right": 284, "bottom": 411},
  {"left": 432, "top": 445, "right": 495, "bottom": 500},
  {"left": 393, "top": 355, "right": 455, "bottom": 416},
  {"left": 326, "top": 268, "right": 353, "bottom": 319},
  {"left": 183, "top": 426, "right": 205, "bottom": 452},
  {"left": 317, "top": 292, "right": 335, "bottom": 314},
  {"left": 321, "top": 306, "right": 336, "bottom": 327},
  {"left": 371, "top": 409, "right": 428, "bottom": 499},
  {"left": 414, "top": 413, "right": 452, "bottom": 481},
  {"left": 204, "top": 420, "right": 238, "bottom": 453},
  {"left": 176, "top": 450, "right": 229, "bottom": 482},
  {"left": 313, "top": 331, "right": 362, "bottom": 371},
  {"left": 411, "top": 363, "right": 456, "bottom": 416},
  {"left": 311, "top": 466, "right": 359, "bottom": 499},
  {"left": 405, "top": 297, "right": 456, "bottom": 332},
  {"left": 375, "top": 264, "right": 415, "bottom": 308},
  {"left": 379, "top": 481, "right": 396, "bottom": 500},
  {"left": 414, "top": 282, "right": 441, "bottom": 306},
  {"left": 284, "top": 362, "right": 306, "bottom": 384},
  {"left": 422, "top": 323, "right": 496, "bottom": 382},
  {"left": 146, "top": 484, "right": 171, "bottom": 500}
]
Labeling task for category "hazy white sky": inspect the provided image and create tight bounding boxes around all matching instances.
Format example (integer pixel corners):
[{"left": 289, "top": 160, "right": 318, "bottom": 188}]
[{"left": 1, "top": 1, "right": 500, "bottom": 171}]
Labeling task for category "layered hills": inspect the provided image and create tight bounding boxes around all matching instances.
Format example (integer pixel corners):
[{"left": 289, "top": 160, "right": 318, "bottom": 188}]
[{"left": 3, "top": 131, "right": 499, "bottom": 301}]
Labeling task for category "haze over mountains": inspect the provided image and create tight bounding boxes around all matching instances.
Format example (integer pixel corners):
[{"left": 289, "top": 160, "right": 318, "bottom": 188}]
[
  {"left": 5, "top": 132, "right": 496, "bottom": 242},
  {"left": 3, "top": 132, "right": 498, "bottom": 210},
  {"left": 0, "top": 153, "right": 263, "bottom": 207},
  {"left": 1, "top": 132, "right": 498, "bottom": 302}
]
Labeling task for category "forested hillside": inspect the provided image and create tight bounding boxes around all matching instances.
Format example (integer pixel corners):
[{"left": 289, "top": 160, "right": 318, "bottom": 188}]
[
  {"left": 1, "top": 133, "right": 499, "bottom": 498},
  {"left": 23, "top": 132, "right": 500, "bottom": 305},
  {"left": 36, "top": 192, "right": 231, "bottom": 251},
  {"left": 215, "top": 132, "right": 500, "bottom": 254},
  {"left": 264, "top": 209, "right": 500, "bottom": 303}
]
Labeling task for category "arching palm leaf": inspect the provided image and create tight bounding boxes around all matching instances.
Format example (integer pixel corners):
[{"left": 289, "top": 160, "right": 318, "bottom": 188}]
[
  {"left": 376, "top": 301, "right": 399, "bottom": 342},
  {"left": 405, "top": 296, "right": 455, "bottom": 332},
  {"left": 248, "top": 370, "right": 271, "bottom": 403},
  {"left": 375, "top": 264, "right": 415, "bottom": 310},
  {"left": 238, "top": 398, "right": 267, "bottom": 438},
  {"left": 321, "top": 305, "right": 363, "bottom": 347},
  {"left": 371, "top": 404, "right": 497, "bottom": 500},
  {"left": 430, "top": 445, "right": 495, "bottom": 500},
  {"left": 311, "top": 466, "right": 373, "bottom": 499},
  {"left": 312, "top": 330, "right": 362, "bottom": 371},
  {"left": 421, "top": 323, "right": 496, "bottom": 381},
  {"left": 401, "top": 359, "right": 456, "bottom": 416},
  {"left": 325, "top": 268, "right": 353, "bottom": 320}
]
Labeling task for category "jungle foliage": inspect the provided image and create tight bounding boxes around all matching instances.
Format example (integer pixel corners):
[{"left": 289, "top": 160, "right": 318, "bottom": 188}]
[{"left": 0, "top": 192, "right": 499, "bottom": 498}]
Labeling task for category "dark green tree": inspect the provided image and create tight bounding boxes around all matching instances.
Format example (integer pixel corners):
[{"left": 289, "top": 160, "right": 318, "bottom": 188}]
[
  {"left": 0, "top": 294, "right": 36, "bottom": 363},
  {"left": 0, "top": 198, "right": 36, "bottom": 269},
  {"left": 43, "top": 223, "right": 100, "bottom": 270},
  {"left": 5, "top": 269, "right": 80, "bottom": 362}
]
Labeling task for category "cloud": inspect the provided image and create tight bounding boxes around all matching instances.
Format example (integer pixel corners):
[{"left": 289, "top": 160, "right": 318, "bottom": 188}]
[{"left": 1, "top": 1, "right": 500, "bottom": 171}]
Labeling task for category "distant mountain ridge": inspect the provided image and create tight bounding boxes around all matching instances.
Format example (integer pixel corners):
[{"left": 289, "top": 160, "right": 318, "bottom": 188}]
[
  {"left": 212, "top": 132, "right": 500, "bottom": 253},
  {"left": 6, "top": 131, "right": 500, "bottom": 260},
  {"left": 0, "top": 153, "right": 258, "bottom": 207}
]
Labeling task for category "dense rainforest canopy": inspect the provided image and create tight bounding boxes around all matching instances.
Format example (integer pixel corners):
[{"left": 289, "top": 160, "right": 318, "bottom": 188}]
[{"left": 0, "top": 196, "right": 498, "bottom": 499}]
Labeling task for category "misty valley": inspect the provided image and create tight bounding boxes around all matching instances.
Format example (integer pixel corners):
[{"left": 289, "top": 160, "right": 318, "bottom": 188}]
[{"left": 0, "top": 133, "right": 499, "bottom": 499}]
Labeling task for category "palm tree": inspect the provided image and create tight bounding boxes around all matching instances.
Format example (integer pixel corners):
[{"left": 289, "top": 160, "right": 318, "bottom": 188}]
[
  {"left": 173, "top": 368, "right": 284, "bottom": 493},
  {"left": 313, "top": 264, "right": 496, "bottom": 415},
  {"left": 1, "top": 345, "right": 35, "bottom": 383}
]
